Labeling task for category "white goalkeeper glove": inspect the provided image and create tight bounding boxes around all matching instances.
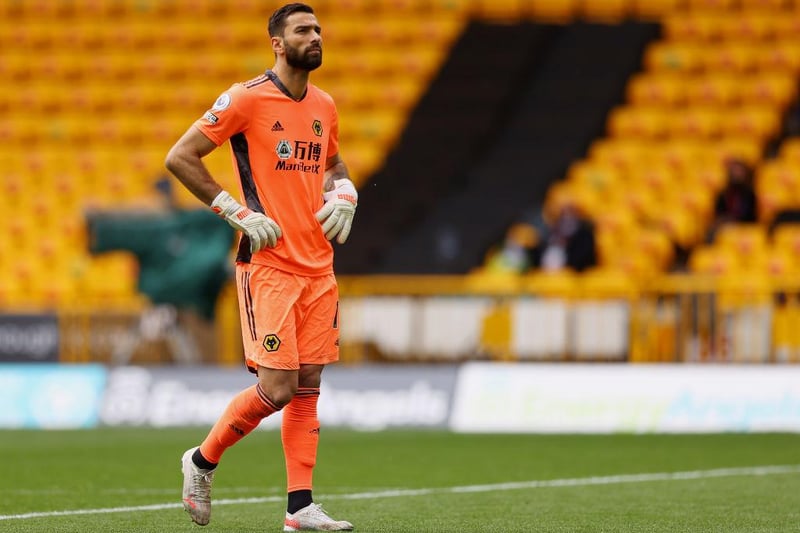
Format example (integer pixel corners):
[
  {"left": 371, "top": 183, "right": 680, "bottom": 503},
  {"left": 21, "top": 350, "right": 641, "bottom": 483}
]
[
  {"left": 315, "top": 178, "right": 358, "bottom": 244},
  {"left": 211, "top": 191, "right": 282, "bottom": 252}
]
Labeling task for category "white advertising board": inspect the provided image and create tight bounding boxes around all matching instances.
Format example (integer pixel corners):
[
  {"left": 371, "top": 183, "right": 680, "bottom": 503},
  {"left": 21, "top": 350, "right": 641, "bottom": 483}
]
[{"left": 450, "top": 363, "right": 800, "bottom": 433}]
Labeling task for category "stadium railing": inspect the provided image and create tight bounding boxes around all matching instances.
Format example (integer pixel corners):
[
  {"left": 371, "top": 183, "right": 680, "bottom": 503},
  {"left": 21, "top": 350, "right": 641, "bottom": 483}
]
[{"left": 43, "top": 272, "right": 800, "bottom": 366}]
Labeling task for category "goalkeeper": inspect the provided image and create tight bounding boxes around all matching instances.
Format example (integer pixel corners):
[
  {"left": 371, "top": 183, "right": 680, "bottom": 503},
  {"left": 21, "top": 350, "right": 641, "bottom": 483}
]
[{"left": 165, "top": 3, "right": 357, "bottom": 531}]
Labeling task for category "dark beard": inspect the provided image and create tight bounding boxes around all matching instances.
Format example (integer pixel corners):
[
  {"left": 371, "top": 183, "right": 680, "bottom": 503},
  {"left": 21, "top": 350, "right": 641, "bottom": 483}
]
[{"left": 285, "top": 45, "right": 322, "bottom": 71}]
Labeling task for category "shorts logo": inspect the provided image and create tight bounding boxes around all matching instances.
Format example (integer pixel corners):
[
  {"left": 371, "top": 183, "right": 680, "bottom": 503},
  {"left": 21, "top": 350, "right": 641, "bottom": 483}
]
[
  {"left": 203, "top": 111, "right": 219, "bottom": 124},
  {"left": 312, "top": 119, "right": 323, "bottom": 136},
  {"left": 276, "top": 139, "right": 292, "bottom": 159},
  {"left": 263, "top": 333, "right": 281, "bottom": 352},
  {"left": 212, "top": 93, "right": 231, "bottom": 111}
]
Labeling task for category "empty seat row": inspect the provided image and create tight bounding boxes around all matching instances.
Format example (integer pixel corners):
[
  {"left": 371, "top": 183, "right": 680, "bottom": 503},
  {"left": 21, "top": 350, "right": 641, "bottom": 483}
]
[{"left": 627, "top": 72, "right": 797, "bottom": 109}]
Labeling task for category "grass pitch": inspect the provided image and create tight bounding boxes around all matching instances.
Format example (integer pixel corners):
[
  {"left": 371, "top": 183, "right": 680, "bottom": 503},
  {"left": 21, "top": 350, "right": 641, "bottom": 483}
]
[{"left": 2, "top": 428, "right": 799, "bottom": 532}]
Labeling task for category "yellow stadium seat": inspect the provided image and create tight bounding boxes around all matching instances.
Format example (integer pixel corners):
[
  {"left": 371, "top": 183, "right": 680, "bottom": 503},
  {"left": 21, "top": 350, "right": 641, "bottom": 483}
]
[
  {"left": 633, "top": 161, "right": 680, "bottom": 193},
  {"left": 526, "top": 0, "right": 579, "bottom": 22},
  {"left": 757, "top": 184, "right": 793, "bottom": 224},
  {"left": 715, "top": 223, "right": 769, "bottom": 259},
  {"left": 64, "top": 82, "right": 119, "bottom": 116},
  {"left": 739, "top": 74, "right": 797, "bottom": 109},
  {"left": 714, "top": 136, "right": 764, "bottom": 167},
  {"left": 739, "top": 0, "right": 792, "bottom": 9},
  {"left": 137, "top": 51, "right": 190, "bottom": 80},
  {"left": 631, "top": 227, "right": 676, "bottom": 273},
  {"left": 94, "top": 115, "right": 144, "bottom": 145},
  {"left": 579, "top": 0, "right": 630, "bottom": 22},
  {"left": 765, "top": 247, "right": 797, "bottom": 277},
  {"left": 363, "top": 16, "right": 420, "bottom": 45},
  {"left": 678, "top": 180, "right": 716, "bottom": 226},
  {"left": 566, "top": 160, "right": 624, "bottom": 196},
  {"left": 753, "top": 40, "right": 800, "bottom": 74},
  {"left": 212, "top": 17, "right": 268, "bottom": 50},
  {"left": 6, "top": 0, "right": 78, "bottom": 19},
  {"left": 772, "top": 223, "right": 800, "bottom": 256},
  {"left": 588, "top": 138, "right": 656, "bottom": 172},
  {"left": 18, "top": 83, "right": 67, "bottom": 114},
  {"left": 661, "top": 13, "right": 724, "bottom": 42},
  {"left": 626, "top": 73, "right": 687, "bottom": 107},
  {"left": 470, "top": 0, "right": 527, "bottom": 22},
  {"left": 117, "top": 83, "right": 169, "bottom": 113},
  {"left": 327, "top": 79, "right": 382, "bottom": 110},
  {"left": 630, "top": 0, "right": 682, "bottom": 19},
  {"left": 607, "top": 106, "right": 670, "bottom": 139},
  {"left": 0, "top": 20, "right": 60, "bottom": 51},
  {"left": 0, "top": 52, "right": 34, "bottom": 82},
  {"left": 32, "top": 51, "right": 87, "bottom": 81},
  {"left": 702, "top": 43, "right": 761, "bottom": 73},
  {"left": 342, "top": 141, "right": 388, "bottom": 186},
  {"left": 769, "top": 12, "right": 800, "bottom": 40},
  {"left": 685, "top": 0, "right": 739, "bottom": 11},
  {"left": 756, "top": 159, "right": 796, "bottom": 190},
  {"left": 644, "top": 42, "right": 705, "bottom": 73},
  {"left": 658, "top": 139, "right": 717, "bottom": 171},
  {"left": 655, "top": 202, "right": 702, "bottom": 250},
  {"left": 580, "top": 267, "right": 640, "bottom": 299},
  {"left": 688, "top": 245, "right": 739, "bottom": 275},
  {"left": 114, "top": 18, "right": 162, "bottom": 50},
  {"left": 717, "top": 12, "right": 776, "bottom": 42},
  {"left": 685, "top": 75, "right": 741, "bottom": 107},
  {"left": 620, "top": 182, "right": 662, "bottom": 223},
  {"left": 666, "top": 107, "right": 724, "bottom": 139},
  {"left": 0, "top": 115, "right": 47, "bottom": 146},
  {"left": 778, "top": 137, "right": 800, "bottom": 162},
  {"left": 722, "top": 105, "right": 781, "bottom": 142},
  {"left": 692, "top": 160, "right": 728, "bottom": 192}
]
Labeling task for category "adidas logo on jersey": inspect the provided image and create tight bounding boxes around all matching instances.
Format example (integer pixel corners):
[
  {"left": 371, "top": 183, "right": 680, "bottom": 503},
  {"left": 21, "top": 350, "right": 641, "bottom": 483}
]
[{"left": 271, "top": 121, "right": 284, "bottom": 131}]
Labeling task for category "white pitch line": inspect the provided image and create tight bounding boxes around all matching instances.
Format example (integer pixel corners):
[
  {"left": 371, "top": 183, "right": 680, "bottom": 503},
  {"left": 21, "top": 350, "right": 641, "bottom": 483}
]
[{"left": 1, "top": 464, "right": 798, "bottom": 522}]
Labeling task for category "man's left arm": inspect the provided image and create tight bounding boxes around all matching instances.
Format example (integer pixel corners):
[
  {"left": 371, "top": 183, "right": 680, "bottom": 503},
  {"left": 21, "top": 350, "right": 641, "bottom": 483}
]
[{"left": 316, "top": 153, "right": 358, "bottom": 244}]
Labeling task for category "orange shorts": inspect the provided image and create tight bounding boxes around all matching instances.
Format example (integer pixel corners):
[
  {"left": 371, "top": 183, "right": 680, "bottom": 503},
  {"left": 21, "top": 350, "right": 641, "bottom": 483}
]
[{"left": 235, "top": 263, "right": 340, "bottom": 372}]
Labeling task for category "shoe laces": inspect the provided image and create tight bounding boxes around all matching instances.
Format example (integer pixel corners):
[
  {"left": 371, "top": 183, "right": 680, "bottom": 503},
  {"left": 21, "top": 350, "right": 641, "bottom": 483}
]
[
  {"left": 190, "top": 469, "right": 214, "bottom": 502},
  {"left": 305, "top": 503, "right": 330, "bottom": 518}
]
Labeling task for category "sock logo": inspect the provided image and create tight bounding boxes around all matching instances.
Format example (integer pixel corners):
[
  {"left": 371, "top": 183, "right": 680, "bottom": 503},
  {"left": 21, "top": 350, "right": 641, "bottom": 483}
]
[
  {"left": 310, "top": 427, "right": 320, "bottom": 435},
  {"left": 229, "top": 424, "right": 245, "bottom": 436}
]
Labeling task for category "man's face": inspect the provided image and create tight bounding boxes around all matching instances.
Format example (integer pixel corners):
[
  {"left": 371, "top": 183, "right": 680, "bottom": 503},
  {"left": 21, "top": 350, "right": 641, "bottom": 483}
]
[{"left": 281, "top": 12, "right": 322, "bottom": 71}]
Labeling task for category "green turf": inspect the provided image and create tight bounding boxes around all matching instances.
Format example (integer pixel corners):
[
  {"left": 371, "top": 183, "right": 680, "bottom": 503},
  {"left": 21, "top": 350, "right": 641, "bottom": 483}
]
[{"left": 2, "top": 429, "right": 799, "bottom": 532}]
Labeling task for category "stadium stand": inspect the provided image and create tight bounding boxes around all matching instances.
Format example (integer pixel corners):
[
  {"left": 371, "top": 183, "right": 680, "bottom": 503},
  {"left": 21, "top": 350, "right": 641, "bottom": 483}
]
[
  {"left": 7, "top": 0, "right": 800, "bottom": 365},
  {"left": 0, "top": 0, "right": 466, "bottom": 309}
]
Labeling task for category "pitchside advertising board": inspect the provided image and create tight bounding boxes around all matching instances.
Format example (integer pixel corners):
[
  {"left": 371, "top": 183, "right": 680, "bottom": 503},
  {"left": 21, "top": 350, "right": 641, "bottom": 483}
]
[
  {"left": 99, "top": 364, "right": 457, "bottom": 430},
  {"left": 450, "top": 363, "right": 800, "bottom": 433},
  {"left": 0, "top": 314, "right": 59, "bottom": 363},
  {"left": 2, "top": 362, "right": 800, "bottom": 431},
  {"left": 0, "top": 364, "right": 106, "bottom": 428}
]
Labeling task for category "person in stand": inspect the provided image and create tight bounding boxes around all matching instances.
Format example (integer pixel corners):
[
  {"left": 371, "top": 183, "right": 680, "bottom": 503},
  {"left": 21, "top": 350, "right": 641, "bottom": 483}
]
[
  {"left": 165, "top": 3, "right": 357, "bottom": 530},
  {"left": 708, "top": 157, "right": 757, "bottom": 242}
]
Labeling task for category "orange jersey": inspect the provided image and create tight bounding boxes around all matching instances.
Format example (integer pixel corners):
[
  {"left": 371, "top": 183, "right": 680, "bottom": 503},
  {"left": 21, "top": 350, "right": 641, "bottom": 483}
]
[{"left": 194, "top": 70, "right": 339, "bottom": 276}]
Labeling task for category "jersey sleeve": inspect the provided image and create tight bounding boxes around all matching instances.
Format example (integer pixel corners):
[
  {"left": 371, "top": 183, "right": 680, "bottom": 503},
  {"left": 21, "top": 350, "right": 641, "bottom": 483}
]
[
  {"left": 192, "top": 84, "right": 252, "bottom": 146},
  {"left": 327, "top": 103, "right": 339, "bottom": 158}
]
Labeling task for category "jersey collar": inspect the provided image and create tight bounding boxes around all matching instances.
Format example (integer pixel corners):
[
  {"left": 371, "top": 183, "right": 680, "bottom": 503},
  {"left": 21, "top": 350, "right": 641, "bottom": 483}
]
[{"left": 265, "top": 70, "right": 308, "bottom": 102}]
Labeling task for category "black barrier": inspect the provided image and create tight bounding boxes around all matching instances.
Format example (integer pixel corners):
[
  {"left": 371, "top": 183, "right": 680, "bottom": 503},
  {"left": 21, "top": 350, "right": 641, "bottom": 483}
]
[{"left": 0, "top": 314, "right": 59, "bottom": 363}]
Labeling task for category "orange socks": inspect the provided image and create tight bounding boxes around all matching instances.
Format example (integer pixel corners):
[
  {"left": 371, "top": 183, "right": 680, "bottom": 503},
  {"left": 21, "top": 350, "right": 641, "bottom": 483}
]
[
  {"left": 199, "top": 384, "right": 279, "bottom": 464},
  {"left": 282, "top": 387, "right": 320, "bottom": 492}
]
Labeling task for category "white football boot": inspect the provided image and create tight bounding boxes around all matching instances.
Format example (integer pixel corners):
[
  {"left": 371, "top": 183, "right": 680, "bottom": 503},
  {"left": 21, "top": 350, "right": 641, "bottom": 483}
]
[
  {"left": 181, "top": 447, "right": 215, "bottom": 526},
  {"left": 283, "top": 503, "right": 354, "bottom": 531}
]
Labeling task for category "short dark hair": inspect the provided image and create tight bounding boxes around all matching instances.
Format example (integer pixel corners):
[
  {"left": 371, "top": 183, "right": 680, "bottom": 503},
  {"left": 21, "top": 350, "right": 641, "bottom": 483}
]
[{"left": 268, "top": 3, "right": 314, "bottom": 37}]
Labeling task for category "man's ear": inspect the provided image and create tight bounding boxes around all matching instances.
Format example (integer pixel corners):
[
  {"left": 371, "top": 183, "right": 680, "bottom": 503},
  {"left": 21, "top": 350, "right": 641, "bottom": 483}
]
[{"left": 271, "top": 36, "right": 283, "bottom": 55}]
